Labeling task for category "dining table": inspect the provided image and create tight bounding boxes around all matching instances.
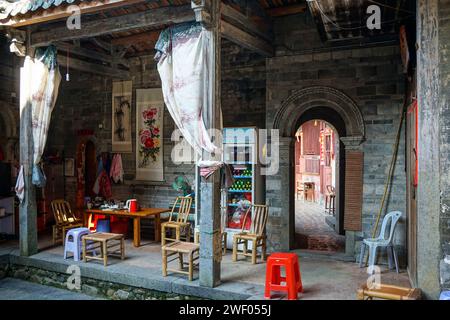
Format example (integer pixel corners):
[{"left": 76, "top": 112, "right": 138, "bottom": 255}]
[{"left": 83, "top": 208, "right": 171, "bottom": 247}]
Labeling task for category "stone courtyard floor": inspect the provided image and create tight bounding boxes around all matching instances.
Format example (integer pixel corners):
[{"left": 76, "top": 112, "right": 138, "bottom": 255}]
[
  {"left": 0, "top": 234, "right": 411, "bottom": 300},
  {"left": 295, "top": 199, "right": 346, "bottom": 252}
]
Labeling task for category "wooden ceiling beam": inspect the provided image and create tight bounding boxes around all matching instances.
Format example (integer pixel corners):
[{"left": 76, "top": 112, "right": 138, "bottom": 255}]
[
  {"left": 266, "top": 4, "right": 307, "bottom": 17},
  {"left": 0, "top": 0, "right": 148, "bottom": 27},
  {"left": 30, "top": 5, "right": 194, "bottom": 47},
  {"left": 221, "top": 20, "right": 273, "bottom": 57},
  {"left": 221, "top": 3, "right": 272, "bottom": 42},
  {"left": 58, "top": 54, "right": 129, "bottom": 79},
  {"left": 110, "top": 31, "right": 161, "bottom": 47},
  {"left": 56, "top": 42, "right": 129, "bottom": 68}
]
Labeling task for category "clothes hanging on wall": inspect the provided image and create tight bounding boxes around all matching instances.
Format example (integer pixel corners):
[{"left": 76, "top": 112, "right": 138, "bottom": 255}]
[
  {"left": 110, "top": 154, "right": 124, "bottom": 184},
  {"left": 93, "top": 152, "right": 112, "bottom": 199},
  {"left": 93, "top": 170, "right": 112, "bottom": 199}
]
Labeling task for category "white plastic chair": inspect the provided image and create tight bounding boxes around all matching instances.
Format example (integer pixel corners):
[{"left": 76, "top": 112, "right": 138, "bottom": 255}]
[{"left": 359, "top": 211, "right": 402, "bottom": 273}]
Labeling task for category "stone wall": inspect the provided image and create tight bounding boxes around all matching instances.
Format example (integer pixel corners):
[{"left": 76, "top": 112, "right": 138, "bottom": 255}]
[
  {"left": 0, "top": 263, "right": 200, "bottom": 300},
  {"left": 265, "top": 13, "right": 407, "bottom": 261}
]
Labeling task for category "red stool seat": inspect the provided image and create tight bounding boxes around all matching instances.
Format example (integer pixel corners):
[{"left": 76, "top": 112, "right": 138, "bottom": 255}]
[{"left": 265, "top": 253, "right": 303, "bottom": 300}]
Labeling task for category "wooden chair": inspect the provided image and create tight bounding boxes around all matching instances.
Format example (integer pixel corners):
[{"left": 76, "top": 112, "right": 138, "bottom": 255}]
[
  {"left": 325, "top": 185, "right": 336, "bottom": 215},
  {"left": 304, "top": 182, "right": 316, "bottom": 202},
  {"left": 232, "top": 204, "right": 269, "bottom": 264},
  {"left": 51, "top": 200, "right": 83, "bottom": 245},
  {"left": 161, "top": 196, "right": 193, "bottom": 246},
  {"left": 296, "top": 181, "right": 306, "bottom": 201}
]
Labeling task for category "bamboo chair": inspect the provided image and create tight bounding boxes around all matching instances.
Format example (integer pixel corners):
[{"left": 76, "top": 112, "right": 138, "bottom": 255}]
[
  {"left": 51, "top": 200, "right": 83, "bottom": 245},
  {"left": 232, "top": 204, "right": 269, "bottom": 264},
  {"left": 161, "top": 196, "right": 193, "bottom": 246}
]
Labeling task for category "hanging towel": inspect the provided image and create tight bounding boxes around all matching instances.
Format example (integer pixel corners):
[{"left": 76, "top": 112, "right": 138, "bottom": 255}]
[
  {"left": 93, "top": 170, "right": 112, "bottom": 199},
  {"left": 198, "top": 161, "right": 234, "bottom": 189},
  {"left": 15, "top": 165, "right": 25, "bottom": 204},
  {"left": 110, "top": 154, "right": 124, "bottom": 184}
]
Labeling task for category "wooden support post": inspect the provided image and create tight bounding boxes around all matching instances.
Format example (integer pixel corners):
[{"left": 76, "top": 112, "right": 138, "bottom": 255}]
[
  {"left": 196, "top": 0, "right": 222, "bottom": 288},
  {"left": 19, "top": 41, "right": 38, "bottom": 256}
]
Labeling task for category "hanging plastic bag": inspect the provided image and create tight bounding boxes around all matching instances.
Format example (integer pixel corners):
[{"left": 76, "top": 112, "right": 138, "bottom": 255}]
[{"left": 32, "top": 164, "right": 47, "bottom": 188}]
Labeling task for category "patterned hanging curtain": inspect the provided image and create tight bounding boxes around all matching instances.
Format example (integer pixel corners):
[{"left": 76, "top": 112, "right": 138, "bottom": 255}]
[
  {"left": 21, "top": 45, "right": 61, "bottom": 187},
  {"left": 155, "top": 22, "right": 221, "bottom": 158}
]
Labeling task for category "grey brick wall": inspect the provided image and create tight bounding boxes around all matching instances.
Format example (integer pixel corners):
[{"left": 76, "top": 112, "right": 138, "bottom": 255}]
[
  {"left": 46, "top": 42, "right": 265, "bottom": 212},
  {"left": 266, "top": 13, "right": 407, "bottom": 260}
]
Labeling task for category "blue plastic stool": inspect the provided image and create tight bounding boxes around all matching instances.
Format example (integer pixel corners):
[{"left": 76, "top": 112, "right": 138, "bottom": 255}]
[
  {"left": 440, "top": 291, "right": 450, "bottom": 300},
  {"left": 96, "top": 219, "right": 111, "bottom": 233}
]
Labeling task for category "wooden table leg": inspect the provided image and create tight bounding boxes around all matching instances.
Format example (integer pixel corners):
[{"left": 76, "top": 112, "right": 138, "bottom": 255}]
[
  {"left": 83, "top": 212, "right": 88, "bottom": 227},
  {"left": 133, "top": 217, "right": 141, "bottom": 247},
  {"left": 103, "top": 241, "right": 107, "bottom": 267},
  {"left": 155, "top": 214, "right": 161, "bottom": 242}
]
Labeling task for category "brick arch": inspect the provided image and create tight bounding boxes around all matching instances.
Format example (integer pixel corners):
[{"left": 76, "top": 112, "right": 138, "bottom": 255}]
[
  {"left": 266, "top": 86, "right": 365, "bottom": 255},
  {"left": 273, "top": 86, "right": 365, "bottom": 139}
]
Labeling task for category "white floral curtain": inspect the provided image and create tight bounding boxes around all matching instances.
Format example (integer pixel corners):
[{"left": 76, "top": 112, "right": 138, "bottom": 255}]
[
  {"left": 21, "top": 46, "right": 61, "bottom": 187},
  {"left": 155, "top": 23, "right": 221, "bottom": 158}
]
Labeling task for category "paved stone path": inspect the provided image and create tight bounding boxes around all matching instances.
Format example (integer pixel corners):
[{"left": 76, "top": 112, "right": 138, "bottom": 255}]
[
  {"left": 295, "top": 200, "right": 345, "bottom": 252},
  {"left": 0, "top": 278, "right": 100, "bottom": 300}
]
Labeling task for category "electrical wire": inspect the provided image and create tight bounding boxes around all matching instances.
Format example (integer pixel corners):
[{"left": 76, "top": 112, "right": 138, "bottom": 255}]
[
  {"left": 367, "top": 0, "right": 415, "bottom": 15},
  {"left": 310, "top": 0, "right": 413, "bottom": 32}
]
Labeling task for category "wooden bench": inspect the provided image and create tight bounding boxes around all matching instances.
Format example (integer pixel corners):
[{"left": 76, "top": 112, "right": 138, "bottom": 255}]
[
  {"left": 162, "top": 241, "right": 199, "bottom": 281},
  {"left": 82, "top": 233, "right": 125, "bottom": 267},
  {"left": 357, "top": 283, "right": 421, "bottom": 300}
]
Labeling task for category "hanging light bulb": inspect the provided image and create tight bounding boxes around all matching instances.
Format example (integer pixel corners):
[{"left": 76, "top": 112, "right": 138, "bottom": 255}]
[{"left": 66, "top": 49, "right": 70, "bottom": 82}]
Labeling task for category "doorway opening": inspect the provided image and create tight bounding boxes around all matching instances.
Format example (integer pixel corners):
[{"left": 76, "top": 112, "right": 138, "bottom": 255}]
[
  {"left": 294, "top": 119, "right": 345, "bottom": 252},
  {"left": 84, "top": 141, "right": 97, "bottom": 199}
]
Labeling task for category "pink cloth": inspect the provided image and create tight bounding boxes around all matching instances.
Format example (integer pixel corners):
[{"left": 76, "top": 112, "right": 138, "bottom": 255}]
[{"left": 110, "top": 154, "right": 124, "bottom": 184}]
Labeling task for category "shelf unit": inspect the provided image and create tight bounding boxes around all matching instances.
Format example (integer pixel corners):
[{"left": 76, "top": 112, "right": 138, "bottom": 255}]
[{"left": 221, "top": 127, "right": 264, "bottom": 249}]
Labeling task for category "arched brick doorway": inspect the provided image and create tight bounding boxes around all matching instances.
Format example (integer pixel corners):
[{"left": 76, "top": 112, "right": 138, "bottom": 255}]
[{"left": 267, "top": 86, "right": 365, "bottom": 255}]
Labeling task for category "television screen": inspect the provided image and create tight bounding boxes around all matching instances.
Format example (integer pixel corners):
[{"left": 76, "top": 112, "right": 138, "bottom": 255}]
[{"left": 0, "top": 162, "right": 12, "bottom": 197}]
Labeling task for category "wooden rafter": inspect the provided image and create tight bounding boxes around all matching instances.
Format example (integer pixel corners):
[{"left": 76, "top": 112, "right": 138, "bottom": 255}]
[
  {"left": 0, "top": 0, "right": 148, "bottom": 27},
  {"left": 56, "top": 42, "right": 128, "bottom": 68},
  {"left": 221, "top": 3, "right": 271, "bottom": 42},
  {"left": 30, "top": 5, "right": 195, "bottom": 47},
  {"left": 58, "top": 54, "right": 129, "bottom": 79},
  {"left": 266, "top": 4, "right": 307, "bottom": 17},
  {"left": 110, "top": 31, "right": 160, "bottom": 47},
  {"left": 221, "top": 20, "right": 273, "bottom": 57}
]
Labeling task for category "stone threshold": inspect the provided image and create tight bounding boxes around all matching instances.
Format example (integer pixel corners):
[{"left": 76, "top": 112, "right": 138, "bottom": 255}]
[
  {"left": 0, "top": 252, "right": 262, "bottom": 300},
  {"left": 293, "top": 249, "right": 356, "bottom": 263}
]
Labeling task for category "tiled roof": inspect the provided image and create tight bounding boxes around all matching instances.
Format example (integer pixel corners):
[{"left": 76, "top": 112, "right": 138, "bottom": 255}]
[{"left": 0, "top": 0, "right": 84, "bottom": 20}]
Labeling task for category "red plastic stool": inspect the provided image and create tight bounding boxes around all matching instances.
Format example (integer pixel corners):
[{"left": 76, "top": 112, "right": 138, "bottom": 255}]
[{"left": 265, "top": 253, "right": 303, "bottom": 300}]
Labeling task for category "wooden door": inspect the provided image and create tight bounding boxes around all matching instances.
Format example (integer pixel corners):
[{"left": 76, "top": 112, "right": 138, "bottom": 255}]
[{"left": 85, "top": 141, "right": 97, "bottom": 198}]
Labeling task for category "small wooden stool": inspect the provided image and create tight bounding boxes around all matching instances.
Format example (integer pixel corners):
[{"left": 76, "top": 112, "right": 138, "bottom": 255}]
[
  {"left": 357, "top": 284, "right": 421, "bottom": 300},
  {"left": 162, "top": 241, "right": 199, "bottom": 281},
  {"left": 82, "top": 233, "right": 125, "bottom": 267}
]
